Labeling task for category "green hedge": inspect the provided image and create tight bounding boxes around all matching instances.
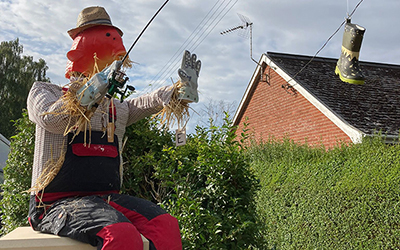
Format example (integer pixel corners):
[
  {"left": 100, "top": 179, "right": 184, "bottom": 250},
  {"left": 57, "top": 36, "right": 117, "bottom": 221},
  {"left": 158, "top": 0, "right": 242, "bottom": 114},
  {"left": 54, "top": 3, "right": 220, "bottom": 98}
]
[
  {"left": 153, "top": 118, "right": 264, "bottom": 249},
  {"left": 120, "top": 118, "right": 174, "bottom": 202},
  {"left": 247, "top": 136, "right": 400, "bottom": 249}
]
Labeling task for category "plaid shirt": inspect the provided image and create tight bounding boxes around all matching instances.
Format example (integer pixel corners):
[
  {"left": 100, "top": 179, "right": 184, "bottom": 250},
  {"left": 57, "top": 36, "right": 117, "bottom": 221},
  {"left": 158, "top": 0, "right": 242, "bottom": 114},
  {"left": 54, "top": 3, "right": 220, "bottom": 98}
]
[{"left": 27, "top": 81, "right": 172, "bottom": 191}]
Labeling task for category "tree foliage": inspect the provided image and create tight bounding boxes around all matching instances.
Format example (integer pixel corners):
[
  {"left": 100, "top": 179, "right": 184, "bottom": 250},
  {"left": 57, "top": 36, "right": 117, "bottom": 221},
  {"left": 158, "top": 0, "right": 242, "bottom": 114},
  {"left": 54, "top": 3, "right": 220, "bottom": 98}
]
[
  {"left": 0, "top": 39, "right": 49, "bottom": 139},
  {"left": 196, "top": 99, "right": 237, "bottom": 128},
  {"left": 0, "top": 110, "right": 35, "bottom": 234}
]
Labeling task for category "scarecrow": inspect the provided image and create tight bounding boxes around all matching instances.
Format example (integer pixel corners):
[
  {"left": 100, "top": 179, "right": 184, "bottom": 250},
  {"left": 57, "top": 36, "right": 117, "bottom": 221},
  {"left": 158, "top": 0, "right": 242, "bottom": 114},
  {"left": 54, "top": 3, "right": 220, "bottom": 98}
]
[{"left": 27, "top": 6, "right": 199, "bottom": 250}]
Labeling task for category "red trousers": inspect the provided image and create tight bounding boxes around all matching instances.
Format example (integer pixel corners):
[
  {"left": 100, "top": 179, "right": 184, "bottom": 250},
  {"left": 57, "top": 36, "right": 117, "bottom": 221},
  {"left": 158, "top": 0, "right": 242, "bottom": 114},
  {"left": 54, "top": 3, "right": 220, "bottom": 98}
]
[{"left": 29, "top": 194, "right": 182, "bottom": 250}]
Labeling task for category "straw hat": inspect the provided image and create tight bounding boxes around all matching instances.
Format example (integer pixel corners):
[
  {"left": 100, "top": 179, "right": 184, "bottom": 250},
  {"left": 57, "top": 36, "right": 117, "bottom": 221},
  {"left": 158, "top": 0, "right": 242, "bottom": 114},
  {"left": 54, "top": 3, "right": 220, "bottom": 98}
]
[{"left": 68, "top": 6, "right": 123, "bottom": 39}]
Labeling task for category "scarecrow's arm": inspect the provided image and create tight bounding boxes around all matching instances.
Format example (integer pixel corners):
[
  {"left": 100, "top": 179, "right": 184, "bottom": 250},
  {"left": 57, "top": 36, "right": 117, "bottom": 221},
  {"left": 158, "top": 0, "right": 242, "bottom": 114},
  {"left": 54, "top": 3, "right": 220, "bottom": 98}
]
[
  {"left": 27, "top": 81, "right": 76, "bottom": 134},
  {"left": 124, "top": 50, "right": 201, "bottom": 127},
  {"left": 125, "top": 85, "right": 173, "bottom": 126}
]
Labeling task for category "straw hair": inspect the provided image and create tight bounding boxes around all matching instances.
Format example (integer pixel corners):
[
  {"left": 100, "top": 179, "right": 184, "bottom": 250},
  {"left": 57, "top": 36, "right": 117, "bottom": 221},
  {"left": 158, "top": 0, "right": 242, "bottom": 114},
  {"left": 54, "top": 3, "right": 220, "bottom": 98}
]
[{"left": 68, "top": 6, "right": 123, "bottom": 39}]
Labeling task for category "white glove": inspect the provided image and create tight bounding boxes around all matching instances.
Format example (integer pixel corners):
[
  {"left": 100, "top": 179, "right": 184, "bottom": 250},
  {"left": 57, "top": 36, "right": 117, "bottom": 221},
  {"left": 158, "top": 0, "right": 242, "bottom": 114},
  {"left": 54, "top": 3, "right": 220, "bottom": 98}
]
[
  {"left": 76, "top": 60, "right": 122, "bottom": 109},
  {"left": 177, "top": 50, "right": 201, "bottom": 103}
]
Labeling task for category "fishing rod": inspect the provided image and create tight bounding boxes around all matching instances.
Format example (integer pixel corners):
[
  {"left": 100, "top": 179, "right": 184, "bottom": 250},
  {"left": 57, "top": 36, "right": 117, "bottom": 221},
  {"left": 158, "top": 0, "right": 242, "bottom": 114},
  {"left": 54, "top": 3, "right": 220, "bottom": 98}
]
[
  {"left": 121, "top": 0, "right": 170, "bottom": 64},
  {"left": 108, "top": 0, "right": 171, "bottom": 100}
]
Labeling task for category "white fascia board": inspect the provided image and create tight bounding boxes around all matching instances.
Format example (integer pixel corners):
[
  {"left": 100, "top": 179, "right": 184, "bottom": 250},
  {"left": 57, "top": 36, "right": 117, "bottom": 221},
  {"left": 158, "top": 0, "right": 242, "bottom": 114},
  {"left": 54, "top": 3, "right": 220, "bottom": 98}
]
[
  {"left": 270, "top": 59, "right": 364, "bottom": 144},
  {"left": 233, "top": 54, "right": 268, "bottom": 125}
]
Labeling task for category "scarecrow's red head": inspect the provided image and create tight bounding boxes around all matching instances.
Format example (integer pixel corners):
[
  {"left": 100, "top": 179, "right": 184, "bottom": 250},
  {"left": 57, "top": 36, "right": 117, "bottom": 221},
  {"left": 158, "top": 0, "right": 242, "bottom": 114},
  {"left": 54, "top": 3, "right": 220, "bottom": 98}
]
[{"left": 65, "top": 6, "right": 126, "bottom": 78}]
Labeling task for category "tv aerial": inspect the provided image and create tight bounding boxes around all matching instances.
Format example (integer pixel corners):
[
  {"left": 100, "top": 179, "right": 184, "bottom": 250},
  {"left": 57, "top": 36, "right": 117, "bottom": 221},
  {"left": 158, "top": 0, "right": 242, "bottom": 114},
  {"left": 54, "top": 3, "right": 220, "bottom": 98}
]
[
  {"left": 221, "top": 14, "right": 257, "bottom": 63},
  {"left": 221, "top": 14, "right": 267, "bottom": 81},
  {"left": 221, "top": 14, "right": 252, "bottom": 38}
]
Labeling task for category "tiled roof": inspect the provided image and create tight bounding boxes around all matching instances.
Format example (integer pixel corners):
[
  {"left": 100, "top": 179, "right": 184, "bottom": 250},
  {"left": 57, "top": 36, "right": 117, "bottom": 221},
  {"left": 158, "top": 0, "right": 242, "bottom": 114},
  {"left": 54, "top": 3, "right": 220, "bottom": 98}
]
[{"left": 267, "top": 52, "right": 400, "bottom": 136}]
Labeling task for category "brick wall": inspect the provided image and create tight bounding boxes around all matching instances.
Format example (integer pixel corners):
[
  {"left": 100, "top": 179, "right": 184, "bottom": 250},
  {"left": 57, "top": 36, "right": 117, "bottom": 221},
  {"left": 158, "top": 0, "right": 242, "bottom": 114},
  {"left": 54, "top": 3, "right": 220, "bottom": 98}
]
[{"left": 235, "top": 66, "right": 352, "bottom": 149}]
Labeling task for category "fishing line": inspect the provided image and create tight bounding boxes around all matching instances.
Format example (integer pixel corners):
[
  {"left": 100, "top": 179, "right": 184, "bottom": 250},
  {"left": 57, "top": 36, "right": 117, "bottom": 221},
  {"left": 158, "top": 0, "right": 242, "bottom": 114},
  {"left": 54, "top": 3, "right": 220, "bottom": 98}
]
[
  {"left": 348, "top": 0, "right": 364, "bottom": 17},
  {"left": 287, "top": 0, "right": 364, "bottom": 83}
]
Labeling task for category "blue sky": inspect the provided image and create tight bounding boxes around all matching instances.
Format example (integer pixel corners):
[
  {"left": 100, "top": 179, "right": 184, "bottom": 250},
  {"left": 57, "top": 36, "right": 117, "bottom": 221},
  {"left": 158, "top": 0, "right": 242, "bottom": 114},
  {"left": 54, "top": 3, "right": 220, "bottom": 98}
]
[{"left": 1, "top": 0, "right": 399, "bottom": 133}]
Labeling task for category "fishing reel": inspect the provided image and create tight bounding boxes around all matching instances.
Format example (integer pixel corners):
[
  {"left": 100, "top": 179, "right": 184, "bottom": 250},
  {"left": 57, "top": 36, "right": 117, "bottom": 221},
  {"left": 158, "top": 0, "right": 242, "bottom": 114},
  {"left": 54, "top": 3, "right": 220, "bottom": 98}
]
[
  {"left": 106, "top": 69, "right": 135, "bottom": 100},
  {"left": 76, "top": 60, "right": 135, "bottom": 110}
]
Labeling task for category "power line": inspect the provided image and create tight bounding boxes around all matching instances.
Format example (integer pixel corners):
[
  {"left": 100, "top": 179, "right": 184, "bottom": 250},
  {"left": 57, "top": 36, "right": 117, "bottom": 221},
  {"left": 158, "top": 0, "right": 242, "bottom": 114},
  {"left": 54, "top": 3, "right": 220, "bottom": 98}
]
[
  {"left": 145, "top": 0, "right": 223, "bottom": 89},
  {"left": 152, "top": 0, "right": 239, "bottom": 89},
  {"left": 133, "top": 0, "right": 240, "bottom": 96},
  {"left": 191, "top": 0, "right": 240, "bottom": 52},
  {"left": 150, "top": 0, "right": 238, "bottom": 89}
]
